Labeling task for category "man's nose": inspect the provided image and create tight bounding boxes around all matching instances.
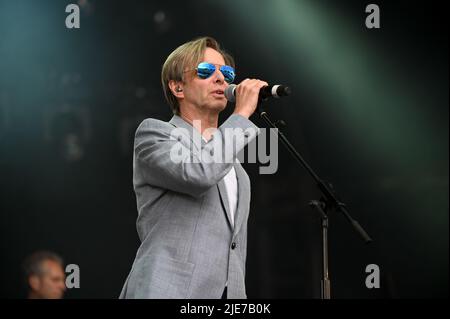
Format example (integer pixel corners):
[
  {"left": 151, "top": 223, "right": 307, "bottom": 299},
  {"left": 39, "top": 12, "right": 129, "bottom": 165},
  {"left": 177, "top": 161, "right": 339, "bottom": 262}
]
[{"left": 213, "top": 68, "right": 225, "bottom": 83}]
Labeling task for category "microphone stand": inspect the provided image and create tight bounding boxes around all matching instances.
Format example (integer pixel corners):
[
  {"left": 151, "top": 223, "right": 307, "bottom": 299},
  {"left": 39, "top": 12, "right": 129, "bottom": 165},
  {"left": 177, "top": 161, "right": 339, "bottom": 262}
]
[{"left": 257, "top": 102, "right": 372, "bottom": 299}]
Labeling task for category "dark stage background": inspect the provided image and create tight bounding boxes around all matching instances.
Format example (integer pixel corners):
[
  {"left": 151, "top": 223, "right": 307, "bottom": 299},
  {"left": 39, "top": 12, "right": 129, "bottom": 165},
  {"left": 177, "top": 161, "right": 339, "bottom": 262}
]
[{"left": 0, "top": 0, "right": 447, "bottom": 298}]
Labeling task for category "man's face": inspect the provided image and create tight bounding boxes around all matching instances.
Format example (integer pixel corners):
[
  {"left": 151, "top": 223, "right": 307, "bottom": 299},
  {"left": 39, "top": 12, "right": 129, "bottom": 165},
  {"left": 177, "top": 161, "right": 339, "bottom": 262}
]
[
  {"left": 182, "top": 47, "right": 230, "bottom": 113},
  {"left": 30, "top": 260, "right": 66, "bottom": 299}
]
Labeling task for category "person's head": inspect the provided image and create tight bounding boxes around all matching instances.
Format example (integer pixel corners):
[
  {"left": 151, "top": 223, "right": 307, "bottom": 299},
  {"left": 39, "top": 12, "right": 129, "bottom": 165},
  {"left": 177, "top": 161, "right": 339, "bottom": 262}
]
[
  {"left": 161, "top": 36, "right": 235, "bottom": 116},
  {"left": 23, "top": 251, "right": 66, "bottom": 299}
]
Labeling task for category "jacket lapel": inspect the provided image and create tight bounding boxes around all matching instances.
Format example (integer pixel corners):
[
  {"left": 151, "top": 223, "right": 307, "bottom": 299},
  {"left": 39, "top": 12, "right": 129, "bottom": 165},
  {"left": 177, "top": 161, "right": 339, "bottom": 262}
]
[
  {"left": 217, "top": 180, "right": 234, "bottom": 231},
  {"left": 232, "top": 161, "right": 248, "bottom": 236},
  {"left": 169, "top": 115, "right": 203, "bottom": 151}
]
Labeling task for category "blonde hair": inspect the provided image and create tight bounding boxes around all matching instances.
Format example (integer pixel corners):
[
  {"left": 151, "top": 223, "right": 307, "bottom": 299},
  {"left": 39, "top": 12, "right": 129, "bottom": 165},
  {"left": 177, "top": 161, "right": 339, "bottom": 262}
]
[{"left": 161, "top": 36, "right": 235, "bottom": 115}]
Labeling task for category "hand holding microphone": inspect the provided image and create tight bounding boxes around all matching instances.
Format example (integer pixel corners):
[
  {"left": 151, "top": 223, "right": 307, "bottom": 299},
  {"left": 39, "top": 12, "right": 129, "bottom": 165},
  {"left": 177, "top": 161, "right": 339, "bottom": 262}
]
[
  {"left": 229, "top": 79, "right": 268, "bottom": 118},
  {"left": 228, "top": 79, "right": 291, "bottom": 118}
]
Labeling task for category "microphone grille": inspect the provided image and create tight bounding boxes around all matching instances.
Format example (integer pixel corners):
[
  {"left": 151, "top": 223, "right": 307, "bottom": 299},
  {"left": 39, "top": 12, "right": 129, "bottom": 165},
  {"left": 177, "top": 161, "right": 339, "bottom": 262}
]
[{"left": 224, "top": 84, "right": 237, "bottom": 102}]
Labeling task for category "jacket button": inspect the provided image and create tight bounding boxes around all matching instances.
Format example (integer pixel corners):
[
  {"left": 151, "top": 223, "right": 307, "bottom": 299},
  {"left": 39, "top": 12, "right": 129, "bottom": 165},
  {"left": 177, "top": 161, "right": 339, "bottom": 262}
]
[{"left": 231, "top": 242, "right": 237, "bottom": 249}]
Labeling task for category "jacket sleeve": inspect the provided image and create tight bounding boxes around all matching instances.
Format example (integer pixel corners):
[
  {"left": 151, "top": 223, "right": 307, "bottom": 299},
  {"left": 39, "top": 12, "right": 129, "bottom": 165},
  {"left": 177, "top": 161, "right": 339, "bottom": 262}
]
[{"left": 134, "top": 114, "right": 259, "bottom": 198}]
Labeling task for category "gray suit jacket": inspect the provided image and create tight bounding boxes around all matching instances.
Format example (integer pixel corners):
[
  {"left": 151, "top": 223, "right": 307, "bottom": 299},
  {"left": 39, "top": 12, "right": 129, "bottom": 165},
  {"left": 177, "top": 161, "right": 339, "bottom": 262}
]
[{"left": 119, "top": 114, "right": 259, "bottom": 299}]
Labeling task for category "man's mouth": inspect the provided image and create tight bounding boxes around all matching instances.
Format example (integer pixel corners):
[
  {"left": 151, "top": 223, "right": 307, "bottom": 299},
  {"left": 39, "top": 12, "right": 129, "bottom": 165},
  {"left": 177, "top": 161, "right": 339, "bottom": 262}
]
[{"left": 212, "top": 90, "right": 224, "bottom": 95}]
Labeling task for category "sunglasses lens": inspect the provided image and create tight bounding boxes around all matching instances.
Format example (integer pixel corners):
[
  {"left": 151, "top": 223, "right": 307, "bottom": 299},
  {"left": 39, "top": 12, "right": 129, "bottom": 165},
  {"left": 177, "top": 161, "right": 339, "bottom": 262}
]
[
  {"left": 196, "top": 62, "right": 235, "bottom": 83},
  {"left": 220, "top": 65, "right": 235, "bottom": 84},
  {"left": 197, "top": 62, "right": 216, "bottom": 79}
]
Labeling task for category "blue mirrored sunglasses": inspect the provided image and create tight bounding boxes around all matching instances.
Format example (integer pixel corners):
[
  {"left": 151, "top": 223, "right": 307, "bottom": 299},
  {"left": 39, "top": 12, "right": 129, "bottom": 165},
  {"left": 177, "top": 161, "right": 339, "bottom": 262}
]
[{"left": 195, "top": 62, "right": 236, "bottom": 84}]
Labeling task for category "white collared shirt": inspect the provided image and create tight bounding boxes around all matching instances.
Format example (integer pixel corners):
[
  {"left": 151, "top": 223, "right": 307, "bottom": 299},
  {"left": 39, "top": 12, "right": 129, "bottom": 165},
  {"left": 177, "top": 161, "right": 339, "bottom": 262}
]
[{"left": 223, "top": 163, "right": 238, "bottom": 227}]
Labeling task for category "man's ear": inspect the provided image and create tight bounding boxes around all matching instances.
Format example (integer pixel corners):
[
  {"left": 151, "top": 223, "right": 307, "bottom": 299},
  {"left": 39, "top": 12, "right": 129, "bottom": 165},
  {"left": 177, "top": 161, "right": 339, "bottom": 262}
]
[
  {"left": 168, "top": 80, "right": 184, "bottom": 98},
  {"left": 28, "top": 275, "right": 40, "bottom": 291}
]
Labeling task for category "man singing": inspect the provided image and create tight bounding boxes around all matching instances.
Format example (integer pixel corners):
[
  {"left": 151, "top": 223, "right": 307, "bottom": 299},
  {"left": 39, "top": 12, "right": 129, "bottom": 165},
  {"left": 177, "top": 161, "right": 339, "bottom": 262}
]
[{"left": 119, "top": 36, "right": 267, "bottom": 299}]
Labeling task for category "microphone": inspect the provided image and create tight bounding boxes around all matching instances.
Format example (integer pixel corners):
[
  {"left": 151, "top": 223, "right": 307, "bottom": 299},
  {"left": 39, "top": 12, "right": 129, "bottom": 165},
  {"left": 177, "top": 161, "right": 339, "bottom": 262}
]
[{"left": 224, "top": 84, "right": 291, "bottom": 103}]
